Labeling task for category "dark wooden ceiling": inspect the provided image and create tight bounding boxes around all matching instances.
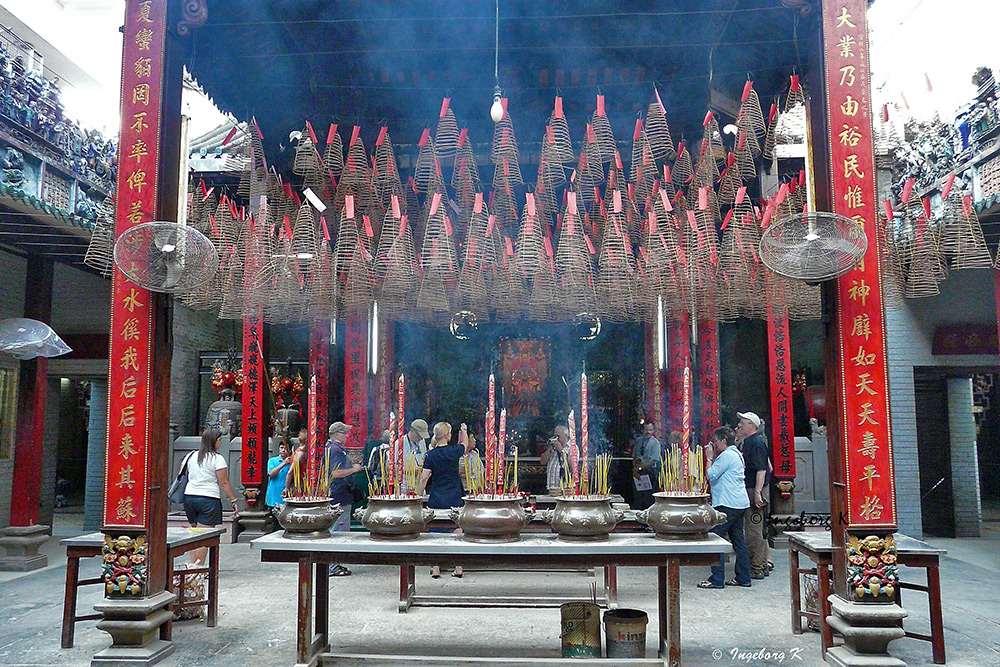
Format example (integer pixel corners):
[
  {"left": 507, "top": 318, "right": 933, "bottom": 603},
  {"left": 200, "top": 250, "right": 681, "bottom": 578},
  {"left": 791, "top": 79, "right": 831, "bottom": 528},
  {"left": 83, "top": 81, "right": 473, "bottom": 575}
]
[{"left": 186, "top": 0, "right": 817, "bottom": 168}]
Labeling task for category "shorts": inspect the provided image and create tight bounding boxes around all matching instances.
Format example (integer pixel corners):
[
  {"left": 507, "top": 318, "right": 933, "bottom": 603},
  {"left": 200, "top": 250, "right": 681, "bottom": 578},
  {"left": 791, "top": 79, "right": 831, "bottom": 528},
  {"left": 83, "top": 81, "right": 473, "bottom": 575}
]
[{"left": 183, "top": 494, "right": 223, "bottom": 527}]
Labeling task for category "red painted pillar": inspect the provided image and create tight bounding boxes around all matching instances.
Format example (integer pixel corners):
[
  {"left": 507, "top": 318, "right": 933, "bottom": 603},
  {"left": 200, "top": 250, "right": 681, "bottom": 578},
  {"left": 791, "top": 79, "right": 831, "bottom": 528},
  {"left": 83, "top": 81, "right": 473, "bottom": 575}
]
[
  {"left": 697, "top": 318, "right": 720, "bottom": 443},
  {"left": 667, "top": 313, "right": 691, "bottom": 436},
  {"left": 310, "top": 320, "right": 330, "bottom": 441},
  {"left": 241, "top": 314, "right": 266, "bottom": 506},
  {"left": 9, "top": 257, "right": 53, "bottom": 526}
]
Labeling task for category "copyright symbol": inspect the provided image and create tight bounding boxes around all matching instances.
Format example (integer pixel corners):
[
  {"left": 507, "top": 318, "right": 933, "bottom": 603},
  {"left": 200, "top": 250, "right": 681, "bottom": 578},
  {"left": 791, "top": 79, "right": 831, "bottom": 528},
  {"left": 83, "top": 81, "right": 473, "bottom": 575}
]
[
  {"left": 749, "top": 512, "right": 763, "bottom": 524},
  {"left": 712, "top": 649, "right": 723, "bottom": 660}
]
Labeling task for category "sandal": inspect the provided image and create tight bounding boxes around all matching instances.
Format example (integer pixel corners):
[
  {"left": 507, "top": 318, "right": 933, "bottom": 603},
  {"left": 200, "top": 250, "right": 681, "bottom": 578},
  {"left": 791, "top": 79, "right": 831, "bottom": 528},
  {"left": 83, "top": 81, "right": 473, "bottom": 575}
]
[
  {"left": 451, "top": 569, "right": 463, "bottom": 578},
  {"left": 430, "top": 567, "right": 441, "bottom": 579},
  {"left": 329, "top": 565, "right": 352, "bottom": 577},
  {"left": 726, "top": 578, "right": 751, "bottom": 587},
  {"left": 697, "top": 580, "right": 724, "bottom": 589}
]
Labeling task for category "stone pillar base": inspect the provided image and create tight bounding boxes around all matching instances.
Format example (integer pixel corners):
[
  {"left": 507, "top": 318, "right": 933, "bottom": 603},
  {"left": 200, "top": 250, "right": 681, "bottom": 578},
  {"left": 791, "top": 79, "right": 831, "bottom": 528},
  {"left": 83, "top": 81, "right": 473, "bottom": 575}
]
[
  {"left": 236, "top": 509, "right": 269, "bottom": 543},
  {"left": 825, "top": 595, "right": 907, "bottom": 667},
  {"left": 92, "top": 589, "right": 176, "bottom": 667},
  {"left": 0, "top": 525, "right": 50, "bottom": 571}
]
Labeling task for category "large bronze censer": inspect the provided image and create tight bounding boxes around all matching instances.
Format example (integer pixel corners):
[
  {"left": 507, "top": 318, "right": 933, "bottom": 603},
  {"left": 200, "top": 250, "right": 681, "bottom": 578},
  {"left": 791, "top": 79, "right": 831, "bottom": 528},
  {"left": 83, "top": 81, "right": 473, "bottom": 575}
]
[
  {"left": 354, "top": 496, "right": 435, "bottom": 541},
  {"left": 276, "top": 498, "right": 343, "bottom": 539},
  {"left": 635, "top": 492, "right": 724, "bottom": 540},
  {"left": 539, "top": 495, "right": 624, "bottom": 541},
  {"left": 450, "top": 495, "right": 534, "bottom": 543}
]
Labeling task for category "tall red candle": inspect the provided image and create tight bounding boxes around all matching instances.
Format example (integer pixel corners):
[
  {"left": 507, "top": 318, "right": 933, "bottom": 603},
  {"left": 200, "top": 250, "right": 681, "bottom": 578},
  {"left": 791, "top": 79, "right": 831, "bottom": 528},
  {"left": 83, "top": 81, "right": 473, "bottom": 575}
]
[
  {"left": 681, "top": 365, "right": 691, "bottom": 490},
  {"left": 498, "top": 408, "right": 507, "bottom": 494},
  {"left": 387, "top": 411, "right": 396, "bottom": 496},
  {"left": 487, "top": 373, "right": 497, "bottom": 495},
  {"left": 397, "top": 374, "right": 405, "bottom": 495},
  {"left": 580, "top": 372, "right": 589, "bottom": 494}
]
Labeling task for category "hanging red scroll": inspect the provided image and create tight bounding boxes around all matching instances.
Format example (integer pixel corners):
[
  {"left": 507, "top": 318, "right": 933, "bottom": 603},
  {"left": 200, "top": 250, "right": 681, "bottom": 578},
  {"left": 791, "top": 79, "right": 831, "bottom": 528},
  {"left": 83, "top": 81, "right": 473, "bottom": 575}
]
[
  {"left": 824, "top": 0, "right": 896, "bottom": 527},
  {"left": 667, "top": 314, "right": 691, "bottom": 434},
  {"left": 343, "top": 317, "right": 368, "bottom": 462},
  {"left": 697, "top": 319, "right": 720, "bottom": 442},
  {"left": 767, "top": 308, "right": 796, "bottom": 480},
  {"left": 373, "top": 316, "right": 394, "bottom": 432},
  {"left": 241, "top": 316, "right": 265, "bottom": 488},
  {"left": 644, "top": 323, "right": 666, "bottom": 439},
  {"left": 103, "top": 0, "right": 167, "bottom": 529},
  {"left": 309, "top": 321, "right": 329, "bottom": 481}
]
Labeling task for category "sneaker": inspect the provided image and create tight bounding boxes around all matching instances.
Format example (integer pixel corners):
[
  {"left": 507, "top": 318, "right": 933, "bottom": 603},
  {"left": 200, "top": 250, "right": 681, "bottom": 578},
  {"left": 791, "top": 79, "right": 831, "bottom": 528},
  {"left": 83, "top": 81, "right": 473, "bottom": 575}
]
[{"left": 751, "top": 573, "right": 767, "bottom": 580}]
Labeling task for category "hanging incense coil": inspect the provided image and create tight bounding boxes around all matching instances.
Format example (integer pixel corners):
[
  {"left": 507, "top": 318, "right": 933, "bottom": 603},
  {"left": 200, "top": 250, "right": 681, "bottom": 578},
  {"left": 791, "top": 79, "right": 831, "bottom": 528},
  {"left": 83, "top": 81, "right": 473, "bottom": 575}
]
[
  {"left": 596, "top": 209, "right": 637, "bottom": 322},
  {"left": 762, "top": 103, "right": 780, "bottom": 163},
  {"left": 491, "top": 99, "right": 520, "bottom": 165},
  {"left": 412, "top": 130, "right": 437, "bottom": 194},
  {"left": 83, "top": 196, "right": 116, "bottom": 276},
  {"left": 416, "top": 199, "right": 459, "bottom": 319},
  {"left": 737, "top": 81, "right": 767, "bottom": 141},
  {"left": 716, "top": 159, "right": 740, "bottom": 206},
  {"left": 630, "top": 131, "right": 658, "bottom": 209},
  {"left": 590, "top": 94, "right": 617, "bottom": 163},
  {"left": 377, "top": 212, "right": 418, "bottom": 319},
  {"left": 434, "top": 98, "right": 460, "bottom": 159},
  {"left": 452, "top": 129, "right": 483, "bottom": 192},
  {"left": 671, "top": 143, "right": 693, "bottom": 189},
  {"left": 734, "top": 131, "right": 757, "bottom": 180},
  {"left": 323, "top": 124, "right": 344, "bottom": 178},
  {"left": 527, "top": 259, "right": 560, "bottom": 322},
  {"left": 219, "top": 222, "right": 250, "bottom": 320},
  {"left": 786, "top": 280, "right": 821, "bottom": 321},
  {"left": 490, "top": 259, "right": 526, "bottom": 321},
  {"left": 903, "top": 215, "right": 942, "bottom": 299},
  {"left": 373, "top": 127, "right": 403, "bottom": 204},
  {"left": 539, "top": 129, "right": 568, "bottom": 191},
  {"left": 784, "top": 76, "right": 806, "bottom": 112},
  {"left": 546, "top": 97, "right": 576, "bottom": 163},
  {"left": 645, "top": 91, "right": 675, "bottom": 161},
  {"left": 939, "top": 195, "right": 992, "bottom": 269},
  {"left": 876, "top": 207, "right": 905, "bottom": 309}
]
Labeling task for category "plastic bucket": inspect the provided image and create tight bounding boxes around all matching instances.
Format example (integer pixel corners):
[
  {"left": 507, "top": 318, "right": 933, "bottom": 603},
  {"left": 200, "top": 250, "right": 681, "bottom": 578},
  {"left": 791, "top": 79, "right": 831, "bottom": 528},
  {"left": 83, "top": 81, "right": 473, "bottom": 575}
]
[
  {"left": 560, "top": 602, "right": 601, "bottom": 658},
  {"left": 603, "top": 608, "right": 648, "bottom": 658}
]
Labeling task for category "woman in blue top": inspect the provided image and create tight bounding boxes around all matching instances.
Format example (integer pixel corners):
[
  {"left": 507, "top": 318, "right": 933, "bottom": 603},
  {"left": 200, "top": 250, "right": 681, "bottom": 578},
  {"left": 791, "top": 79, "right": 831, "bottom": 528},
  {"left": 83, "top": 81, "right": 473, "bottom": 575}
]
[{"left": 418, "top": 421, "right": 477, "bottom": 578}]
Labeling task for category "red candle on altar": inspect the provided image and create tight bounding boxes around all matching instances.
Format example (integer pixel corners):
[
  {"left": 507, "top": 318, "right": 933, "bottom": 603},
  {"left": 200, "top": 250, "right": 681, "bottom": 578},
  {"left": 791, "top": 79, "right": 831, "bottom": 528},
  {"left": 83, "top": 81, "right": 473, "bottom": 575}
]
[
  {"left": 487, "top": 373, "right": 497, "bottom": 495},
  {"left": 387, "top": 411, "right": 396, "bottom": 496},
  {"left": 580, "top": 372, "right": 589, "bottom": 494},
  {"left": 498, "top": 408, "right": 507, "bottom": 494},
  {"left": 681, "top": 365, "right": 691, "bottom": 490},
  {"left": 308, "top": 374, "right": 319, "bottom": 494},
  {"left": 567, "top": 410, "right": 579, "bottom": 494}
]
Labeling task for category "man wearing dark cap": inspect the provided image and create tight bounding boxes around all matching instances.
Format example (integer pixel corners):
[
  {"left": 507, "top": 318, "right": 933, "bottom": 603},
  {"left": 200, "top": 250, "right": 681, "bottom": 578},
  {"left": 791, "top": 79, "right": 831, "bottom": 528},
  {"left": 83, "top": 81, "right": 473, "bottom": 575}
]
[
  {"left": 326, "top": 421, "right": 363, "bottom": 576},
  {"left": 736, "top": 411, "right": 771, "bottom": 579}
]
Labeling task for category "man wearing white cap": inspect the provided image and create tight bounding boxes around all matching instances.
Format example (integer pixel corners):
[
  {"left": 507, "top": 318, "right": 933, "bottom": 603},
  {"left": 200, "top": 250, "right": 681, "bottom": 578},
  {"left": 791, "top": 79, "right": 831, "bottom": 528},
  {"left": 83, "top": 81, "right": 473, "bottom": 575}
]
[
  {"left": 735, "top": 411, "right": 771, "bottom": 579},
  {"left": 325, "top": 421, "right": 363, "bottom": 576}
]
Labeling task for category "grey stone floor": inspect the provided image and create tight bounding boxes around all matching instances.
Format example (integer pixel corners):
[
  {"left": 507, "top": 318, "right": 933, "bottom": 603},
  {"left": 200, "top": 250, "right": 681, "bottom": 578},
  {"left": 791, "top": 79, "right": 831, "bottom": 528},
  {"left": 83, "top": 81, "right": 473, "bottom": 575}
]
[{"left": 1, "top": 515, "right": 998, "bottom": 666}]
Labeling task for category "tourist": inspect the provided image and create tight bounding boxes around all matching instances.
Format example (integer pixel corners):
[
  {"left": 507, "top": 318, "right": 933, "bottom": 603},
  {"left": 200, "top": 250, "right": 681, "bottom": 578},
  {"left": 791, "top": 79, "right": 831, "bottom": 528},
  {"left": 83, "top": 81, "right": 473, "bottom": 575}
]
[
  {"left": 403, "top": 419, "right": 431, "bottom": 467},
  {"left": 698, "top": 426, "right": 752, "bottom": 589},
  {"left": 265, "top": 441, "right": 292, "bottom": 515},
  {"left": 325, "top": 421, "right": 364, "bottom": 577},
  {"left": 736, "top": 411, "right": 772, "bottom": 579},
  {"left": 632, "top": 421, "right": 662, "bottom": 510},
  {"left": 365, "top": 429, "right": 392, "bottom": 487},
  {"left": 418, "top": 422, "right": 476, "bottom": 578},
  {"left": 540, "top": 424, "right": 576, "bottom": 495},
  {"left": 184, "top": 427, "right": 240, "bottom": 565}
]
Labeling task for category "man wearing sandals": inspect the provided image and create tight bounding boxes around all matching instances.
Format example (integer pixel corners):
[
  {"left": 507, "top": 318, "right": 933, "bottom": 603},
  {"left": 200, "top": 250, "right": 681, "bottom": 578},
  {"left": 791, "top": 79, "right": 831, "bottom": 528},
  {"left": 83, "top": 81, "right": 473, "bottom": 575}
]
[{"left": 698, "top": 426, "right": 752, "bottom": 589}]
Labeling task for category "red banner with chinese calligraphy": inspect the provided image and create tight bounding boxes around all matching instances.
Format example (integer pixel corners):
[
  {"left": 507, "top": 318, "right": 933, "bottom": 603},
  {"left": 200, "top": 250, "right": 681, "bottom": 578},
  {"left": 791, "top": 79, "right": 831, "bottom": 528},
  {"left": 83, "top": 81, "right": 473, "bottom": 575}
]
[
  {"left": 343, "top": 317, "right": 368, "bottom": 462},
  {"left": 697, "top": 319, "right": 720, "bottom": 442},
  {"left": 767, "top": 308, "right": 796, "bottom": 480},
  {"left": 667, "top": 314, "right": 691, "bottom": 434},
  {"left": 103, "top": 0, "right": 166, "bottom": 529},
  {"left": 824, "top": 0, "right": 896, "bottom": 527},
  {"left": 309, "top": 321, "right": 329, "bottom": 477},
  {"left": 241, "top": 315, "right": 265, "bottom": 487},
  {"left": 644, "top": 323, "right": 665, "bottom": 441}
]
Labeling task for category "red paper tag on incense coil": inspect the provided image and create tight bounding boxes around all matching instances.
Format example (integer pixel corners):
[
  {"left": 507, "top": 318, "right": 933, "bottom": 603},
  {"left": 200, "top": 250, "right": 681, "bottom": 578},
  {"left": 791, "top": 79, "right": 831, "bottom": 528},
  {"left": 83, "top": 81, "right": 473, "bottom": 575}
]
[
  {"left": 963, "top": 194, "right": 972, "bottom": 218},
  {"left": 500, "top": 127, "right": 509, "bottom": 146},
  {"left": 703, "top": 110, "right": 714, "bottom": 127},
  {"left": 399, "top": 215, "right": 407, "bottom": 238},
  {"left": 776, "top": 183, "right": 788, "bottom": 205},
  {"left": 554, "top": 97, "right": 564, "bottom": 119},
  {"left": 282, "top": 214, "right": 293, "bottom": 239},
  {"left": 596, "top": 94, "right": 605, "bottom": 117},
  {"left": 942, "top": 173, "right": 956, "bottom": 199},
  {"left": 922, "top": 197, "right": 932, "bottom": 221},
  {"left": 612, "top": 190, "right": 622, "bottom": 213},
  {"left": 526, "top": 193, "right": 536, "bottom": 217},
  {"left": 350, "top": 125, "right": 361, "bottom": 146},
  {"left": 208, "top": 214, "right": 219, "bottom": 238},
  {"left": 659, "top": 188, "right": 673, "bottom": 213},
  {"left": 584, "top": 234, "right": 595, "bottom": 254},
  {"left": 544, "top": 236, "right": 553, "bottom": 258},
  {"left": 546, "top": 125, "right": 555, "bottom": 144},
  {"left": 362, "top": 215, "right": 373, "bottom": 238},
  {"left": 727, "top": 152, "right": 736, "bottom": 168},
  {"left": 742, "top": 80, "right": 753, "bottom": 103},
  {"left": 391, "top": 195, "right": 401, "bottom": 219},
  {"left": 473, "top": 192, "right": 484, "bottom": 215},
  {"left": 789, "top": 178, "right": 797, "bottom": 194},
  {"left": 648, "top": 210, "right": 658, "bottom": 235},
  {"left": 633, "top": 119, "right": 643, "bottom": 141},
  {"left": 567, "top": 191, "right": 578, "bottom": 216},
  {"left": 345, "top": 195, "right": 355, "bottom": 219},
  {"left": 501, "top": 98, "right": 508, "bottom": 115},
  {"left": 628, "top": 183, "right": 635, "bottom": 200},
  {"left": 687, "top": 210, "right": 698, "bottom": 231},
  {"left": 444, "top": 216, "right": 453, "bottom": 236},
  {"left": 282, "top": 182, "right": 293, "bottom": 199},
  {"left": 430, "top": 193, "right": 442, "bottom": 217},
  {"left": 305, "top": 121, "right": 318, "bottom": 144},
  {"left": 376, "top": 125, "right": 387, "bottom": 146},
  {"left": 654, "top": 88, "right": 665, "bottom": 113},
  {"left": 485, "top": 214, "right": 495, "bottom": 236},
  {"left": 418, "top": 129, "right": 430, "bottom": 147},
  {"left": 761, "top": 205, "right": 773, "bottom": 229},
  {"left": 252, "top": 117, "right": 264, "bottom": 142},
  {"left": 439, "top": 98, "right": 451, "bottom": 118},
  {"left": 882, "top": 200, "right": 894, "bottom": 221},
  {"left": 738, "top": 132, "right": 747, "bottom": 150},
  {"left": 768, "top": 104, "right": 778, "bottom": 124},
  {"left": 676, "top": 141, "right": 686, "bottom": 157},
  {"left": 615, "top": 150, "right": 623, "bottom": 170},
  {"left": 735, "top": 186, "right": 747, "bottom": 206},
  {"left": 458, "top": 128, "right": 467, "bottom": 148},
  {"left": 698, "top": 187, "right": 709, "bottom": 211},
  {"left": 790, "top": 74, "right": 800, "bottom": 92},
  {"left": 586, "top": 123, "right": 596, "bottom": 143},
  {"left": 722, "top": 209, "right": 734, "bottom": 230},
  {"left": 326, "top": 123, "right": 338, "bottom": 144},
  {"left": 320, "top": 216, "right": 331, "bottom": 241},
  {"left": 505, "top": 236, "right": 514, "bottom": 256},
  {"left": 901, "top": 178, "right": 915, "bottom": 203},
  {"left": 291, "top": 190, "right": 301, "bottom": 205}
]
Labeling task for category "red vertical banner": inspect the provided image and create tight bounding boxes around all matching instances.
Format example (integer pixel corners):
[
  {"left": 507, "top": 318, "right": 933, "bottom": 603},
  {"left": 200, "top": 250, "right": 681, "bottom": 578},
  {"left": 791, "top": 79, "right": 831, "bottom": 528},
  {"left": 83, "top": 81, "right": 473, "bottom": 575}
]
[
  {"left": 824, "top": 0, "right": 896, "bottom": 527},
  {"left": 103, "top": 0, "right": 166, "bottom": 529},
  {"left": 644, "top": 323, "right": 665, "bottom": 439},
  {"left": 697, "top": 318, "right": 720, "bottom": 440},
  {"left": 667, "top": 313, "right": 691, "bottom": 434},
  {"left": 309, "top": 320, "right": 329, "bottom": 442},
  {"left": 373, "top": 317, "right": 394, "bottom": 432},
  {"left": 241, "top": 315, "right": 266, "bottom": 488},
  {"left": 767, "top": 308, "right": 796, "bottom": 480},
  {"left": 343, "top": 317, "right": 368, "bottom": 462}
]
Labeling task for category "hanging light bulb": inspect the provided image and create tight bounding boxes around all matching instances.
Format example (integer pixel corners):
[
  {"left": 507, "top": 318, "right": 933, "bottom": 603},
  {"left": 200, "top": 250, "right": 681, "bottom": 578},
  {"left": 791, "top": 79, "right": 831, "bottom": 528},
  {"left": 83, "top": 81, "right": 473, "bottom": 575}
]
[{"left": 490, "top": 85, "right": 504, "bottom": 123}]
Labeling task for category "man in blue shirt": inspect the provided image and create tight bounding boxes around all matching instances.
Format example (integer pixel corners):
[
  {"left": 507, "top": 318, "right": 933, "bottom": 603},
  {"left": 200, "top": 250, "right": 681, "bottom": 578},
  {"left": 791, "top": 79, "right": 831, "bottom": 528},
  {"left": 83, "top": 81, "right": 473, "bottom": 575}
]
[
  {"left": 698, "top": 426, "right": 752, "bottom": 589},
  {"left": 325, "top": 421, "right": 363, "bottom": 576}
]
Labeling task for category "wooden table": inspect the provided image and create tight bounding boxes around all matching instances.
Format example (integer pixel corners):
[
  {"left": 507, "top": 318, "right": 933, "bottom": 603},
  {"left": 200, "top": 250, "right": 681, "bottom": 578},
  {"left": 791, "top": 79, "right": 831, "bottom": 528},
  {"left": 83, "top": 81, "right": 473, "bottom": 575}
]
[
  {"left": 787, "top": 531, "right": 947, "bottom": 664},
  {"left": 252, "top": 531, "right": 730, "bottom": 667},
  {"left": 60, "top": 527, "right": 225, "bottom": 648}
]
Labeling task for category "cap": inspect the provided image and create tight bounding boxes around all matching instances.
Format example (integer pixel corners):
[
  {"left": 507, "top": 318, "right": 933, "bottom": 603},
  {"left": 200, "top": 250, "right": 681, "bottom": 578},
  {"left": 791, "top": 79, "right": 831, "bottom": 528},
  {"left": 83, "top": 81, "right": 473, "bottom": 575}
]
[
  {"left": 736, "top": 412, "right": 762, "bottom": 429},
  {"left": 410, "top": 418, "right": 430, "bottom": 440},
  {"left": 329, "top": 421, "right": 353, "bottom": 436}
]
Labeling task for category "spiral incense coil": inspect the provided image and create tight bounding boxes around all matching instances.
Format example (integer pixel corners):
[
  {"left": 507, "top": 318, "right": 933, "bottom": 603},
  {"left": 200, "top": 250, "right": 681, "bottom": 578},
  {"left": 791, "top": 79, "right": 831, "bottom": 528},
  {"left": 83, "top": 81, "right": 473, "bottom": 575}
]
[
  {"left": 378, "top": 224, "right": 418, "bottom": 319},
  {"left": 736, "top": 113, "right": 762, "bottom": 157},
  {"left": 762, "top": 106, "right": 780, "bottom": 162},
  {"left": 645, "top": 95, "right": 675, "bottom": 161},
  {"left": 596, "top": 210, "right": 637, "bottom": 322},
  {"left": 546, "top": 98, "right": 576, "bottom": 164},
  {"left": 554, "top": 212, "right": 596, "bottom": 315},
  {"left": 434, "top": 100, "right": 460, "bottom": 159},
  {"left": 590, "top": 96, "right": 617, "bottom": 163},
  {"left": 716, "top": 163, "right": 740, "bottom": 206},
  {"left": 323, "top": 125, "right": 344, "bottom": 177},
  {"left": 876, "top": 209, "right": 905, "bottom": 309},
  {"left": 293, "top": 129, "right": 321, "bottom": 176},
  {"left": 734, "top": 134, "right": 757, "bottom": 180},
  {"left": 490, "top": 260, "right": 526, "bottom": 321},
  {"left": 739, "top": 84, "right": 767, "bottom": 140},
  {"left": 451, "top": 130, "right": 482, "bottom": 191},
  {"left": 527, "top": 260, "right": 560, "bottom": 322},
  {"left": 491, "top": 102, "right": 520, "bottom": 165},
  {"left": 672, "top": 144, "right": 693, "bottom": 189},
  {"left": 938, "top": 196, "right": 992, "bottom": 269},
  {"left": 787, "top": 280, "right": 821, "bottom": 321},
  {"left": 310, "top": 243, "right": 338, "bottom": 320},
  {"left": 539, "top": 131, "right": 568, "bottom": 191},
  {"left": 84, "top": 196, "right": 116, "bottom": 276}
]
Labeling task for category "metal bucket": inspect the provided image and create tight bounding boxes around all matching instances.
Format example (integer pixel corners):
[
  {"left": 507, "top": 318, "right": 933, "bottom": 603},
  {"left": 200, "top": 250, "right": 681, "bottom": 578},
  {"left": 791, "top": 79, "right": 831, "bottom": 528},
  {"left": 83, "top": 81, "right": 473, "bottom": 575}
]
[
  {"left": 560, "top": 602, "right": 601, "bottom": 658},
  {"left": 603, "top": 608, "right": 648, "bottom": 658}
]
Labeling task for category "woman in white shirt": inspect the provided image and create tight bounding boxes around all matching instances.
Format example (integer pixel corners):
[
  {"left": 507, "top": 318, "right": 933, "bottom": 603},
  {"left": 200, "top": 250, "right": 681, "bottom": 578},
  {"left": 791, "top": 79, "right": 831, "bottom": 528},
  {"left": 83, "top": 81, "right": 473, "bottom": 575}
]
[{"left": 183, "top": 428, "right": 239, "bottom": 564}]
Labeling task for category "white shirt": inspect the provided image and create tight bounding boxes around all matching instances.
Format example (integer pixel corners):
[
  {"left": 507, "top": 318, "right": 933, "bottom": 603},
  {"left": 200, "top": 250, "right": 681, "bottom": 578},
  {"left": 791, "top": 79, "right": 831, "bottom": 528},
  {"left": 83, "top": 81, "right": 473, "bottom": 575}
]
[
  {"left": 403, "top": 433, "right": 427, "bottom": 467},
  {"left": 184, "top": 451, "right": 227, "bottom": 498}
]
